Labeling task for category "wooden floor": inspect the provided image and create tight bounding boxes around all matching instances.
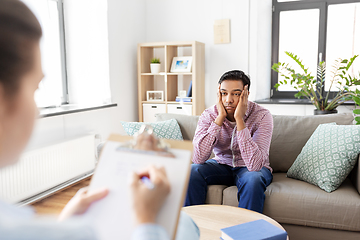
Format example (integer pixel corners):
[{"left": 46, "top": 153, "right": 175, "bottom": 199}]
[{"left": 31, "top": 178, "right": 91, "bottom": 215}]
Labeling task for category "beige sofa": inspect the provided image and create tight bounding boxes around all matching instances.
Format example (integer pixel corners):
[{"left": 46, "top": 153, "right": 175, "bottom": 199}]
[{"left": 155, "top": 112, "right": 360, "bottom": 240}]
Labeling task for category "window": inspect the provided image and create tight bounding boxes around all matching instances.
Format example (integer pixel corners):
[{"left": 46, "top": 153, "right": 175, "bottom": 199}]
[
  {"left": 271, "top": 0, "right": 360, "bottom": 99},
  {"left": 22, "top": 0, "right": 67, "bottom": 108}
]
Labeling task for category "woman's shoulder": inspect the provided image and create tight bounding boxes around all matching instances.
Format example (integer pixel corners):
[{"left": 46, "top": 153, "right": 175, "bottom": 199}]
[{"left": 0, "top": 199, "right": 35, "bottom": 221}]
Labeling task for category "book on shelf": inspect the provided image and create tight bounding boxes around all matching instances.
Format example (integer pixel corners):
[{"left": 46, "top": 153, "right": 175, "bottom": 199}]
[
  {"left": 220, "top": 219, "right": 287, "bottom": 240},
  {"left": 175, "top": 96, "right": 192, "bottom": 102},
  {"left": 187, "top": 81, "right": 192, "bottom": 97}
]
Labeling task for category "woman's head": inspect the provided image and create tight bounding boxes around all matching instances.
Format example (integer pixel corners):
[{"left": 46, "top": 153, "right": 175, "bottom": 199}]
[{"left": 0, "top": 0, "right": 43, "bottom": 167}]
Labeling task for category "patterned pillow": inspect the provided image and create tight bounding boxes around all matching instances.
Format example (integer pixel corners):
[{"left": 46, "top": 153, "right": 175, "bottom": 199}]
[
  {"left": 287, "top": 123, "right": 360, "bottom": 193},
  {"left": 120, "top": 119, "right": 183, "bottom": 140}
]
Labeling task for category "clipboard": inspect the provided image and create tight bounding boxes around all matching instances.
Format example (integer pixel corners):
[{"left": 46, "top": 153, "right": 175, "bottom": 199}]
[{"left": 84, "top": 134, "right": 193, "bottom": 240}]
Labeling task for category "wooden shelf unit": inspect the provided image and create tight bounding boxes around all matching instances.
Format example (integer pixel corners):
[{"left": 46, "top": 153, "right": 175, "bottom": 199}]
[{"left": 137, "top": 41, "right": 205, "bottom": 122}]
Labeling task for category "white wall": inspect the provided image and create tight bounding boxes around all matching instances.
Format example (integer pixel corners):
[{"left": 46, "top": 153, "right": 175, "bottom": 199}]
[
  {"left": 145, "top": 0, "right": 272, "bottom": 107},
  {"left": 108, "top": 0, "right": 146, "bottom": 122},
  {"left": 145, "top": 0, "right": 250, "bottom": 108}
]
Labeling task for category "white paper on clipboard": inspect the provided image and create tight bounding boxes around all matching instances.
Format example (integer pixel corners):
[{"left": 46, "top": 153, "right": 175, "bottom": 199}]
[{"left": 83, "top": 140, "right": 192, "bottom": 240}]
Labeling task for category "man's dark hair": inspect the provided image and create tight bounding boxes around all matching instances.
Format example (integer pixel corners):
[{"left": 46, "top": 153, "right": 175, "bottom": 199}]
[
  {"left": 218, "top": 70, "right": 251, "bottom": 91},
  {"left": 0, "top": 0, "right": 42, "bottom": 97}
]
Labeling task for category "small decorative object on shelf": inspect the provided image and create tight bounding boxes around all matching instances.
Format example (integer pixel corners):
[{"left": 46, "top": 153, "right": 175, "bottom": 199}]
[
  {"left": 170, "top": 56, "right": 192, "bottom": 73},
  {"left": 187, "top": 81, "right": 192, "bottom": 97},
  {"left": 150, "top": 58, "right": 161, "bottom": 74},
  {"left": 179, "top": 90, "right": 187, "bottom": 98},
  {"left": 147, "top": 90, "right": 164, "bottom": 101},
  {"left": 175, "top": 97, "right": 192, "bottom": 102}
]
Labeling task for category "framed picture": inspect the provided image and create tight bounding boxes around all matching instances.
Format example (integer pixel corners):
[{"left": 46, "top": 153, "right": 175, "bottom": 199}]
[
  {"left": 146, "top": 90, "right": 164, "bottom": 101},
  {"left": 170, "top": 56, "right": 193, "bottom": 73}
]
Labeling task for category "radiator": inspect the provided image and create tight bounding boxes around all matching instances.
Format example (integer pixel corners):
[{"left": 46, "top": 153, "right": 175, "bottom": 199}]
[{"left": 0, "top": 135, "right": 96, "bottom": 204}]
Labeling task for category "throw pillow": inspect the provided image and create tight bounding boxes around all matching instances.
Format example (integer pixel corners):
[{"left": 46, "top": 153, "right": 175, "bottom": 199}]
[
  {"left": 120, "top": 119, "right": 183, "bottom": 140},
  {"left": 287, "top": 123, "right": 360, "bottom": 193}
]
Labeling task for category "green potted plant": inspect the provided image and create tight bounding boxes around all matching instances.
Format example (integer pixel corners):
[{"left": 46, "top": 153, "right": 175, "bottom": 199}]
[
  {"left": 272, "top": 52, "right": 360, "bottom": 122},
  {"left": 150, "top": 58, "right": 161, "bottom": 74}
]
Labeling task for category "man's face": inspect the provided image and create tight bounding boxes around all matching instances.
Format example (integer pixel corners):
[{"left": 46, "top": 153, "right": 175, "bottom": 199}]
[{"left": 220, "top": 80, "right": 245, "bottom": 115}]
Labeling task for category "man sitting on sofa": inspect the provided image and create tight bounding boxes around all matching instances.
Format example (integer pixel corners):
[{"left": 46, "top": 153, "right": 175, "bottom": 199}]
[{"left": 184, "top": 70, "right": 274, "bottom": 213}]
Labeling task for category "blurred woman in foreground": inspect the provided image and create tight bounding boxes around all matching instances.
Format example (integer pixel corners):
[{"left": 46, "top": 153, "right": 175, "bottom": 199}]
[{"left": 0, "top": 1, "right": 199, "bottom": 239}]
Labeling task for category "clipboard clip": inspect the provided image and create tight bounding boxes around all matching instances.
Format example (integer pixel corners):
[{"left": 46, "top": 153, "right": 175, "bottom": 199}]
[{"left": 117, "top": 124, "right": 175, "bottom": 158}]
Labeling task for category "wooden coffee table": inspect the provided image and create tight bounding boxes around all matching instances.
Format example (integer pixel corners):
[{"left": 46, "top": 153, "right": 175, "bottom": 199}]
[{"left": 182, "top": 205, "right": 288, "bottom": 240}]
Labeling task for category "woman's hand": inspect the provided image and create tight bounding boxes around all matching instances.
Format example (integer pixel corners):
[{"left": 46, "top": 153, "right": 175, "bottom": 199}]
[
  {"left": 134, "top": 132, "right": 160, "bottom": 151},
  {"left": 131, "top": 165, "right": 170, "bottom": 225},
  {"left": 215, "top": 84, "right": 227, "bottom": 126},
  {"left": 58, "top": 187, "right": 108, "bottom": 221}
]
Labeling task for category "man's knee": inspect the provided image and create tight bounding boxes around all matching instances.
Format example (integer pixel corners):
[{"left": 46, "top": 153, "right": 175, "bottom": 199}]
[
  {"left": 190, "top": 161, "right": 215, "bottom": 177},
  {"left": 189, "top": 164, "right": 205, "bottom": 182},
  {"left": 239, "top": 171, "right": 265, "bottom": 187}
]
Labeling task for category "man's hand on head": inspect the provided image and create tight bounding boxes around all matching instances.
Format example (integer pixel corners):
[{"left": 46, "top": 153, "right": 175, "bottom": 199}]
[
  {"left": 215, "top": 84, "right": 227, "bottom": 126},
  {"left": 234, "top": 85, "right": 248, "bottom": 130}
]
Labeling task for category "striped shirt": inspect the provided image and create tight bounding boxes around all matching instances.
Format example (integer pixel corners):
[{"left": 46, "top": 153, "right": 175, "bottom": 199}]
[{"left": 192, "top": 101, "right": 273, "bottom": 172}]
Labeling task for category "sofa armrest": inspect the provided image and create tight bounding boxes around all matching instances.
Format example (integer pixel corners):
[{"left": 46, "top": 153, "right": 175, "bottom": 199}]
[{"left": 350, "top": 155, "right": 360, "bottom": 195}]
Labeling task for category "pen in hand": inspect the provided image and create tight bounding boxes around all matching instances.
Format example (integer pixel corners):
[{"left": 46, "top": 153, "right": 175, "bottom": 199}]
[{"left": 141, "top": 176, "right": 154, "bottom": 189}]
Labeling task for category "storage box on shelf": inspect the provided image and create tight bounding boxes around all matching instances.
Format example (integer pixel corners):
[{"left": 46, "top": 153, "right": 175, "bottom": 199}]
[{"left": 137, "top": 41, "right": 205, "bottom": 122}]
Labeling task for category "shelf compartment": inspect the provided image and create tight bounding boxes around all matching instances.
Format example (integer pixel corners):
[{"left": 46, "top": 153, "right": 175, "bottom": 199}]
[
  {"left": 140, "top": 46, "right": 165, "bottom": 73},
  {"left": 166, "top": 74, "right": 192, "bottom": 102},
  {"left": 166, "top": 75, "right": 178, "bottom": 102},
  {"left": 166, "top": 45, "right": 193, "bottom": 73},
  {"left": 139, "top": 75, "right": 165, "bottom": 102}
]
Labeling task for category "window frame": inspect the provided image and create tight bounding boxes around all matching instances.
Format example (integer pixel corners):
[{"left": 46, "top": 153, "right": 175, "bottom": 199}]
[
  {"left": 271, "top": 0, "right": 360, "bottom": 99},
  {"left": 57, "top": 0, "right": 69, "bottom": 104}
]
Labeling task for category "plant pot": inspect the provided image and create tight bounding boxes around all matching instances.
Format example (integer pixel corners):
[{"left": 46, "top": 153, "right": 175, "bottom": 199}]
[
  {"left": 314, "top": 109, "right": 338, "bottom": 115},
  {"left": 150, "top": 63, "right": 160, "bottom": 74}
]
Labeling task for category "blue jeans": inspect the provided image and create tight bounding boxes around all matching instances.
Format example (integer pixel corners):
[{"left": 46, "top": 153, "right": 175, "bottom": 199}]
[{"left": 184, "top": 159, "right": 273, "bottom": 213}]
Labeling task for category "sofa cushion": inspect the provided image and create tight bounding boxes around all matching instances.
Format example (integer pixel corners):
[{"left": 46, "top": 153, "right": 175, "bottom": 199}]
[
  {"left": 265, "top": 173, "right": 360, "bottom": 231},
  {"left": 205, "top": 185, "right": 227, "bottom": 205},
  {"left": 155, "top": 113, "right": 199, "bottom": 141},
  {"left": 120, "top": 119, "right": 183, "bottom": 140},
  {"left": 270, "top": 113, "right": 354, "bottom": 173},
  {"left": 222, "top": 173, "right": 360, "bottom": 231},
  {"left": 287, "top": 123, "right": 360, "bottom": 192},
  {"left": 350, "top": 157, "right": 360, "bottom": 194}
]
